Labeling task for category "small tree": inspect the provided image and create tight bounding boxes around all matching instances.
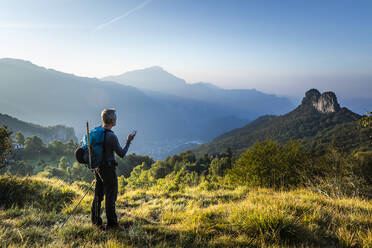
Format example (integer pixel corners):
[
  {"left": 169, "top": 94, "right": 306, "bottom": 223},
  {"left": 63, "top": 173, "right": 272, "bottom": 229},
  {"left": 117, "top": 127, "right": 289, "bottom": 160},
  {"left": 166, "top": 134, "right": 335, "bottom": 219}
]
[
  {"left": 15, "top": 131, "right": 25, "bottom": 145},
  {"left": 150, "top": 160, "right": 173, "bottom": 179},
  {"left": 209, "top": 157, "right": 230, "bottom": 178},
  {"left": 58, "top": 156, "right": 69, "bottom": 171},
  {"left": 64, "top": 139, "right": 78, "bottom": 155}
]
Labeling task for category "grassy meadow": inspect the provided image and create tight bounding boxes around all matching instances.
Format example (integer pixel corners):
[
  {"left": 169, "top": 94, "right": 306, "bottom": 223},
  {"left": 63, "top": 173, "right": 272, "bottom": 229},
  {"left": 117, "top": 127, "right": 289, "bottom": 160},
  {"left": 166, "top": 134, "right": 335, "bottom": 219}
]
[{"left": 1, "top": 175, "right": 372, "bottom": 248}]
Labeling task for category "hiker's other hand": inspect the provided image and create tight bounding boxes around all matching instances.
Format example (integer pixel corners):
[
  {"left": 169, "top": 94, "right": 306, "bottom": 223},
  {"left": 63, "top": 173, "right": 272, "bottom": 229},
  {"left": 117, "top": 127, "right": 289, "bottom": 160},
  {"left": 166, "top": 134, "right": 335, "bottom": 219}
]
[{"left": 127, "top": 133, "right": 136, "bottom": 143}]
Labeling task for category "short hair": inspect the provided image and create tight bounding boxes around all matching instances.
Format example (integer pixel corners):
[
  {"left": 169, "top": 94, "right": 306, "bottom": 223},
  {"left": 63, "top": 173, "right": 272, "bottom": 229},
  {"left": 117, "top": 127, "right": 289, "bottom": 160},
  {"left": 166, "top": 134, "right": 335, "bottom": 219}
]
[{"left": 101, "top": 109, "right": 117, "bottom": 125}]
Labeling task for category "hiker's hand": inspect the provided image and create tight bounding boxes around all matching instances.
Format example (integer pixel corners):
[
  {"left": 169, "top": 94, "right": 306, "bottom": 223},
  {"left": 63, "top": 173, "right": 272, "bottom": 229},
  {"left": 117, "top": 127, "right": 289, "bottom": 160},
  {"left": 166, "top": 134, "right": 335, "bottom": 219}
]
[{"left": 127, "top": 133, "right": 136, "bottom": 143}]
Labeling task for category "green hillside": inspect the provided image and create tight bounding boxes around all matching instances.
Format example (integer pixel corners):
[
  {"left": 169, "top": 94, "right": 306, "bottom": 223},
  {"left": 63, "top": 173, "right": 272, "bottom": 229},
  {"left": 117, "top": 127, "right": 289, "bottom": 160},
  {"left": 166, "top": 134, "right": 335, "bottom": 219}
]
[
  {"left": 0, "top": 113, "right": 77, "bottom": 143},
  {"left": 194, "top": 89, "right": 372, "bottom": 156}
]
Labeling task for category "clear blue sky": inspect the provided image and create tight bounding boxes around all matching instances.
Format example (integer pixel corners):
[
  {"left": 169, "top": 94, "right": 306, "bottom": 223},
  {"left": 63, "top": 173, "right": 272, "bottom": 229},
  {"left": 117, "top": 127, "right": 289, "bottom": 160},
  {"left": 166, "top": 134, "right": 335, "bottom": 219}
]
[{"left": 1, "top": 0, "right": 371, "bottom": 98}]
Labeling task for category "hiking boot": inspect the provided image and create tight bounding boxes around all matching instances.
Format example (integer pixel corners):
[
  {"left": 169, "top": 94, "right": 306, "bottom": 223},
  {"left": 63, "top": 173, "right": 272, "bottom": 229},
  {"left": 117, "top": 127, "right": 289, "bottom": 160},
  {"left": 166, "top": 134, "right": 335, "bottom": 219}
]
[
  {"left": 93, "top": 224, "right": 106, "bottom": 230},
  {"left": 105, "top": 224, "right": 125, "bottom": 231}
]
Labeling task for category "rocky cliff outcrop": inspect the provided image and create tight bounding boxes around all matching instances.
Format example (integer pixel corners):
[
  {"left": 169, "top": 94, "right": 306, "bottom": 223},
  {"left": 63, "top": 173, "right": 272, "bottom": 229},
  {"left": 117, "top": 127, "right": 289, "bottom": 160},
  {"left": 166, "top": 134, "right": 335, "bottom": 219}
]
[{"left": 301, "top": 89, "right": 341, "bottom": 113}]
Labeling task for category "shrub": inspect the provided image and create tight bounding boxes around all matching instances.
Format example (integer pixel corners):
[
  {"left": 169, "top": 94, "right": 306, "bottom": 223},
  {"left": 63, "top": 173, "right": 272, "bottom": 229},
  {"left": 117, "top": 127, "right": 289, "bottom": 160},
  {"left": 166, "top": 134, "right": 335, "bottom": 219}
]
[
  {"left": 7, "top": 161, "right": 33, "bottom": 176},
  {"left": 306, "top": 147, "right": 371, "bottom": 198},
  {"left": 126, "top": 162, "right": 155, "bottom": 189},
  {"left": 227, "top": 139, "right": 308, "bottom": 188},
  {"left": 0, "top": 175, "right": 76, "bottom": 211},
  {"left": 118, "top": 175, "right": 127, "bottom": 194},
  {"left": 38, "top": 165, "right": 69, "bottom": 181},
  {"left": 116, "top": 153, "right": 154, "bottom": 178}
]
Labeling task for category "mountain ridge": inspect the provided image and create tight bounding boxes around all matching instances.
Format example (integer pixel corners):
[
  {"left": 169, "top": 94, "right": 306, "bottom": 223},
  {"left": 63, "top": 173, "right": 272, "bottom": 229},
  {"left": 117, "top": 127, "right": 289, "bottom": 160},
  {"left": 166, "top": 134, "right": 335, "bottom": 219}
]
[
  {"left": 102, "top": 66, "right": 294, "bottom": 118},
  {"left": 193, "top": 89, "right": 371, "bottom": 155}
]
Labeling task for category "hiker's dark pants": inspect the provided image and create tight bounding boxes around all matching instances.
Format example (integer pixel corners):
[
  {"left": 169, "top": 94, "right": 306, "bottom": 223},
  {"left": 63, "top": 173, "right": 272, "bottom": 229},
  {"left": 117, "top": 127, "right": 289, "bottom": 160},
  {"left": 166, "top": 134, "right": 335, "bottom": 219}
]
[{"left": 91, "top": 166, "right": 118, "bottom": 227}]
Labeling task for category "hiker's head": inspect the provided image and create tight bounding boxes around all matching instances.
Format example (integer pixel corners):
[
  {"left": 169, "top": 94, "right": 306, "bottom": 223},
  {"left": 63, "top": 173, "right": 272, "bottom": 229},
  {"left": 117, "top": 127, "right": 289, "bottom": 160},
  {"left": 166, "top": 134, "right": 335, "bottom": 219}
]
[{"left": 101, "top": 108, "right": 117, "bottom": 127}]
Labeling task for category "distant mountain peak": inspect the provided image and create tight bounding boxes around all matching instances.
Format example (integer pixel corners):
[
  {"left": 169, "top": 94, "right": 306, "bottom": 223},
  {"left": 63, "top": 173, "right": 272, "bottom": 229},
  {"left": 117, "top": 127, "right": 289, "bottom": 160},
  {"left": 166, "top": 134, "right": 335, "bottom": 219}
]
[
  {"left": 191, "top": 82, "right": 220, "bottom": 90},
  {"left": 146, "top": 66, "right": 164, "bottom": 71},
  {"left": 301, "top": 89, "right": 341, "bottom": 113},
  {"left": 0, "top": 58, "right": 38, "bottom": 68},
  {"left": 102, "top": 65, "right": 187, "bottom": 91}
]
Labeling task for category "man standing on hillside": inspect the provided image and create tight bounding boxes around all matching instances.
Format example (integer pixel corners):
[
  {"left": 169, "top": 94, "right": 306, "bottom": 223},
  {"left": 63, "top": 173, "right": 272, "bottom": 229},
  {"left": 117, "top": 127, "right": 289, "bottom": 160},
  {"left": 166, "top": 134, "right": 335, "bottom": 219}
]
[{"left": 91, "top": 108, "right": 136, "bottom": 230}]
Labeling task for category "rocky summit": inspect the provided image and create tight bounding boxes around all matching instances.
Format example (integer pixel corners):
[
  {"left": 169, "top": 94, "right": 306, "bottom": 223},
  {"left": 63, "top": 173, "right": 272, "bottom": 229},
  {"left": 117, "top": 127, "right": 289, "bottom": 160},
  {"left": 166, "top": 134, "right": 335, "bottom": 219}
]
[{"left": 302, "top": 89, "right": 341, "bottom": 113}]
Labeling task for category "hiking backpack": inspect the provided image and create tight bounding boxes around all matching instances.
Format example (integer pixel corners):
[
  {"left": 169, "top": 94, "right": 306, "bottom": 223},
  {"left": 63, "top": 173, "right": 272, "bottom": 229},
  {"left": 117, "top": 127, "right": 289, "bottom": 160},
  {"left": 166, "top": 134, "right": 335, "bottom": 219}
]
[{"left": 74, "top": 126, "right": 108, "bottom": 169}]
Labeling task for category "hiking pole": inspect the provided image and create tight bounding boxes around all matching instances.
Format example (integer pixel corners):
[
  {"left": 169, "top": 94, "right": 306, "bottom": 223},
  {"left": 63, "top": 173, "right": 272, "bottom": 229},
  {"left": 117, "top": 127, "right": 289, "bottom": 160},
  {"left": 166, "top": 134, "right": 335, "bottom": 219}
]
[{"left": 60, "top": 179, "right": 95, "bottom": 228}]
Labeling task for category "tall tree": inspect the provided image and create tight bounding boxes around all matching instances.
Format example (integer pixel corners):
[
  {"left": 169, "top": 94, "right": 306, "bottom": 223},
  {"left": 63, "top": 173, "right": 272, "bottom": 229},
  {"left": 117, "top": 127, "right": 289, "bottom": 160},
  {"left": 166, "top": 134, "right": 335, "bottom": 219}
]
[
  {"left": 64, "top": 139, "right": 78, "bottom": 155},
  {"left": 361, "top": 112, "right": 372, "bottom": 141},
  {"left": 48, "top": 139, "right": 65, "bottom": 156},
  {"left": 24, "top": 136, "right": 45, "bottom": 155},
  {"left": 361, "top": 112, "right": 372, "bottom": 128},
  {"left": 0, "top": 126, "right": 13, "bottom": 168}
]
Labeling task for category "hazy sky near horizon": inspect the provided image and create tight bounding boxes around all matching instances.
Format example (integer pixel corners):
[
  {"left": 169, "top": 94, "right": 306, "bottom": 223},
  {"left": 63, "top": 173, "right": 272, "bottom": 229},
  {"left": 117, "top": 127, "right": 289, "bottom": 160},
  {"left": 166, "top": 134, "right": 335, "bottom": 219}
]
[{"left": 1, "top": 0, "right": 371, "bottom": 98}]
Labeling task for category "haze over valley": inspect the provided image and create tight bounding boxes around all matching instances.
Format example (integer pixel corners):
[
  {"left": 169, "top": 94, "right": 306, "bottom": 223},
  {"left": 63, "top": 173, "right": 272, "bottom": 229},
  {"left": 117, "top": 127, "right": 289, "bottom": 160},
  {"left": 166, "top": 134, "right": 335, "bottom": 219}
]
[{"left": 0, "top": 58, "right": 295, "bottom": 159}]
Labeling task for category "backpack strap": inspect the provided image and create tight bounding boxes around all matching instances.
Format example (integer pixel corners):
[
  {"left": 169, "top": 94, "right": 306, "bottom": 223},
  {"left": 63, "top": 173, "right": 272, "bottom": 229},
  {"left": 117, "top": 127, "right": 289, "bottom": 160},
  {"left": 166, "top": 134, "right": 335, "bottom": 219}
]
[{"left": 102, "top": 129, "right": 107, "bottom": 167}]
